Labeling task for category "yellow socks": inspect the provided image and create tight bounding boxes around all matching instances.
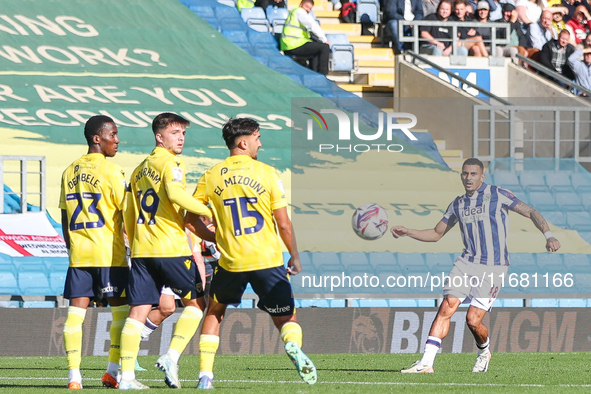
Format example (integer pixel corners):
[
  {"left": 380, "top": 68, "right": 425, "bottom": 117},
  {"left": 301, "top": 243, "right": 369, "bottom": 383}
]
[
  {"left": 280, "top": 322, "right": 303, "bottom": 348},
  {"left": 108, "top": 305, "right": 129, "bottom": 364},
  {"left": 199, "top": 335, "right": 220, "bottom": 376},
  {"left": 168, "top": 306, "right": 203, "bottom": 362},
  {"left": 63, "top": 306, "right": 87, "bottom": 370},
  {"left": 119, "top": 318, "right": 144, "bottom": 377}
]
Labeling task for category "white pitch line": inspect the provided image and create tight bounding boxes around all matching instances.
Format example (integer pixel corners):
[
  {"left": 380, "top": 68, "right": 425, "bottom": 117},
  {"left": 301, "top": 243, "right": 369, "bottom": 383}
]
[{"left": 2, "top": 377, "right": 591, "bottom": 388}]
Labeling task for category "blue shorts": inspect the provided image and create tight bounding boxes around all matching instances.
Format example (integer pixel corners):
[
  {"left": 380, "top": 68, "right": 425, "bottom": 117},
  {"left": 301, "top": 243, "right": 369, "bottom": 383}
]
[
  {"left": 64, "top": 266, "right": 129, "bottom": 299},
  {"left": 210, "top": 265, "right": 295, "bottom": 316},
  {"left": 128, "top": 256, "right": 204, "bottom": 306}
]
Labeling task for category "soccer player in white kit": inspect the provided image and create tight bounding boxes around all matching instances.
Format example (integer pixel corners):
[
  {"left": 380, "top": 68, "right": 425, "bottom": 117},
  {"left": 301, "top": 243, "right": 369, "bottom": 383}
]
[{"left": 391, "top": 158, "right": 561, "bottom": 373}]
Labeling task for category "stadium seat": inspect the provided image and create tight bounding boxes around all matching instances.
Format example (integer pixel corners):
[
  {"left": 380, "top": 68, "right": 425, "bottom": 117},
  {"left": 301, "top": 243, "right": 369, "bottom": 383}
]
[
  {"left": 579, "top": 191, "right": 591, "bottom": 210},
  {"left": 241, "top": 7, "right": 270, "bottom": 32},
  {"left": 311, "top": 252, "right": 342, "bottom": 270},
  {"left": 189, "top": 5, "right": 215, "bottom": 19},
  {"left": 570, "top": 173, "right": 591, "bottom": 192},
  {"left": 23, "top": 301, "right": 56, "bottom": 308},
  {"left": 510, "top": 253, "right": 538, "bottom": 272},
  {"left": 266, "top": 6, "right": 288, "bottom": 35},
  {"left": 545, "top": 173, "right": 574, "bottom": 193},
  {"left": 340, "top": 252, "right": 370, "bottom": 268},
  {"left": 527, "top": 191, "right": 558, "bottom": 211},
  {"left": 579, "top": 231, "right": 591, "bottom": 244},
  {"left": 531, "top": 299, "right": 558, "bottom": 307},
  {"left": 0, "top": 300, "right": 21, "bottom": 308},
  {"left": 541, "top": 211, "right": 566, "bottom": 228},
  {"left": 215, "top": 5, "right": 242, "bottom": 24},
  {"left": 519, "top": 173, "right": 548, "bottom": 192},
  {"left": 359, "top": 299, "right": 388, "bottom": 307},
  {"left": 397, "top": 253, "right": 427, "bottom": 273},
  {"left": 424, "top": 253, "right": 453, "bottom": 268},
  {"left": 217, "top": 0, "right": 237, "bottom": 8},
  {"left": 326, "top": 34, "right": 356, "bottom": 80},
  {"left": 554, "top": 191, "right": 584, "bottom": 211},
  {"left": 493, "top": 172, "right": 520, "bottom": 189},
  {"left": 49, "top": 268, "right": 66, "bottom": 296},
  {"left": 566, "top": 211, "right": 591, "bottom": 231},
  {"left": 296, "top": 299, "right": 331, "bottom": 308},
  {"left": 298, "top": 251, "right": 313, "bottom": 270},
  {"left": 0, "top": 267, "right": 19, "bottom": 295},
  {"left": 17, "top": 265, "right": 52, "bottom": 296},
  {"left": 558, "top": 299, "right": 587, "bottom": 307},
  {"left": 563, "top": 254, "right": 591, "bottom": 273},
  {"left": 0, "top": 254, "right": 12, "bottom": 268},
  {"left": 496, "top": 299, "right": 523, "bottom": 307},
  {"left": 247, "top": 29, "right": 277, "bottom": 49},
  {"left": 388, "top": 299, "right": 419, "bottom": 307},
  {"left": 356, "top": 0, "right": 380, "bottom": 24},
  {"left": 222, "top": 28, "right": 249, "bottom": 44},
  {"left": 368, "top": 252, "right": 396, "bottom": 269},
  {"left": 535, "top": 253, "right": 564, "bottom": 271}
]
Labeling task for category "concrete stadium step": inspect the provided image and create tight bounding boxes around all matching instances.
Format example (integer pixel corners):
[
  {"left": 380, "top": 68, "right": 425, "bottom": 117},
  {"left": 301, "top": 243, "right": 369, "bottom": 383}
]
[
  {"left": 358, "top": 60, "right": 395, "bottom": 74},
  {"left": 316, "top": 10, "right": 341, "bottom": 24},
  {"left": 354, "top": 48, "right": 394, "bottom": 61},
  {"left": 444, "top": 158, "right": 466, "bottom": 171},
  {"left": 368, "top": 73, "right": 395, "bottom": 87},
  {"left": 289, "top": 0, "right": 333, "bottom": 11},
  {"left": 321, "top": 23, "right": 362, "bottom": 36},
  {"left": 434, "top": 140, "right": 446, "bottom": 150},
  {"left": 338, "top": 84, "right": 393, "bottom": 93},
  {"left": 439, "top": 149, "right": 463, "bottom": 159},
  {"left": 349, "top": 36, "right": 383, "bottom": 49},
  {"left": 329, "top": 73, "right": 369, "bottom": 84}
]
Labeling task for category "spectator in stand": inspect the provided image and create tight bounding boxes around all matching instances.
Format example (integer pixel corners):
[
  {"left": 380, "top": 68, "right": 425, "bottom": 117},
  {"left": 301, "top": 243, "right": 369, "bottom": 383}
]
[
  {"left": 489, "top": 0, "right": 511, "bottom": 20},
  {"left": 528, "top": 10, "right": 556, "bottom": 56},
  {"left": 495, "top": 3, "right": 529, "bottom": 62},
  {"left": 280, "top": 0, "right": 331, "bottom": 75},
  {"left": 452, "top": 0, "right": 489, "bottom": 56},
  {"left": 551, "top": 7, "right": 569, "bottom": 35},
  {"left": 561, "top": 0, "right": 591, "bottom": 22},
  {"left": 579, "top": 31, "right": 591, "bottom": 47},
  {"left": 384, "top": 0, "right": 424, "bottom": 54},
  {"left": 540, "top": 29, "right": 576, "bottom": 81},
  {"left": 467, "top": 0, "right": 497, "bottom": 17},
  {"left": 237, "top": 0, "right": 255, "bottom": 11},
  {"left": 423, "top": 0, "right": 442, "bottom": 16},
  {"left": 421, "top": 0, "right": 470, "bottom": 54},
  {"left": 568, "top": 47, "right": 591, "bottom": 94},
  {"left": 566, "top": 5, "right": 591, "bottom": 44},
  {"left": 517, "top": 0, "right": 544, "bottom": 25},
  {"left": 257, "top": 0, "right": 286, "bottom": 12}
]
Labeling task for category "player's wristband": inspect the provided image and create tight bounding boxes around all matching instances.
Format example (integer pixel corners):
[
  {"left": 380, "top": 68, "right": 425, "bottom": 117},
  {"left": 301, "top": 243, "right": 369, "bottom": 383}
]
[{"left": 544, "top": 231, "right": 554, "bottom": 240}]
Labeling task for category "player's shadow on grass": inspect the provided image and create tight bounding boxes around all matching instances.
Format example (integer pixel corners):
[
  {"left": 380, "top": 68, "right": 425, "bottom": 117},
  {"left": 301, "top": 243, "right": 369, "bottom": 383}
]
[{"left": 249, "top": 367, "right": 400, "bottom": 373}]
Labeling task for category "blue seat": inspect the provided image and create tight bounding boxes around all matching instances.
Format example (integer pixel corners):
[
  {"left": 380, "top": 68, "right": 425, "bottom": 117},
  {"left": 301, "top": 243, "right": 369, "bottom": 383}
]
[
  {"left": 49, "top": 268, "right": 66, "bottom": 295},
  {"left": 579, "top": 231, "right": 591, "bottom": 244},
  {"left": 359, "top": 299, "right": 388, "bottom": 307},
  {"left": 368, "top": 252, "right": 396, "bottom": 269},
  {"left": 531, "top": 299, "right": 558, "bottom": 307},
  {"left": 356, "top": 0, "right": 380, "bottom": 23},
  {"left": 222, "top": 28, "right": 249, "bottom": 44},
  {"left": 535, "top": 253, "right": 564, "bottom": 271},
  {"left": 496, "top": 299, "right": 523, "bottom": 307},
  {"left": 23, "top": 300, "right": 56, "bottom": 308},
  {"left": 217, "top": 0, "right": 236, "bottom": 6},
  {"left": 389, "top": 299, "right": 419, "bottom": 307},
  {"left": 215, "top": 5, "right": 242, "bottom": 21},
  {"left": 520, "top": 173, "right": 548, "bottom": 192},
  {"left": 311, "top": 252, "right": 341, "bottom": 270},
  {"left": 0, "top": 254, "right": 13, "bottom": 268},
  {"left": 510, "top": 253, "right": 537, "bottom": 271},
  {"left": 266, "top": 6, "right": 288, "bottom": 34},
  {"left": 579, "top": 191, "right": 591, "bottom": 210},
  {"left": 296, "top": 299, "right": 330, "bottom": 308},
  {"left": 563, "top": 254, "right": 591, "bottom": 273},
  {"left": 341, "top": 252, "right": 369, "bottom": 268},
  {"left": 326, "top": 34, "right": 355, "bottom": 77},
  {"left": 570, "top": 173, "right": 591, "bottom": 193},
  {"left": 558, "top": 299, "right": 587, "bottom": 307},
  {"left": 298, "top": 251, "right": 313, "bottom": 271},
  {"left": 554, "top": 191, "right": 584, "bottom": 211},
  {"left": 493, "top": 172, "right": 520, "bottom": 189},
  {"left": 17, "top": 265, "right": 52, "bottom": 296},
  {"left": 0, "top": 267, "right": 19, "bottom": 295},
  {"left": 566, "top": 211, "right": 591, "bottom": 231},
  {"left": 527, "top": 191, "right": 558, "bottom": 211},
  {"left": 241, "top": 7, "right": 270, "bottom": 32},
  {"left": 189, "top": 5, "right": 215, "bottom": 19},
  {"left": 397, "top": 252, "right": 427, "bottom": 273},
  {"left": 545, "top": 173, "right": 574, "bottom": 193},
  {"left": 541, "top": 211, "right": 566, "bottom": 227},
  {"left": 247, "top": 29, "right": 277, "bottom": 49}
]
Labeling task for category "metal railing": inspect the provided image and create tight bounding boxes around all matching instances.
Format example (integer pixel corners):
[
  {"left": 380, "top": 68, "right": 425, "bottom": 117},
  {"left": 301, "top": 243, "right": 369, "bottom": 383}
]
[
  {"left": 404, "top": 51, "right": 512, "bottom": 104},
  {"left": 473, "top": 106, "right": 591, "bottom": 162},
  {"left": 0, "top": 156, "right": 46, "bottom": 213},
  {"left": 398, "top": 20, "right": 510, "bottom": 56},
  {"left": 516, "top": 53, "right": 591, "bottom": 97}
]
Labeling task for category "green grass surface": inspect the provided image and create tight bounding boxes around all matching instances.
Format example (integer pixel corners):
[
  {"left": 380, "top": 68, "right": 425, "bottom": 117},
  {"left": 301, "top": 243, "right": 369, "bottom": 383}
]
[{"left": 0, "top": 352, "right": 590, "bottom": 393}]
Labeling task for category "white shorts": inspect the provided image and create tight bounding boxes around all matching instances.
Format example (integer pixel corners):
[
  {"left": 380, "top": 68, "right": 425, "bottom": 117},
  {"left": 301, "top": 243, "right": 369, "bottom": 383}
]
[
  {"left": 442, "top": 256, "right": 508, "bottom": 312},
  {"left": 161, "top": 286, "right": 181, "bottom": 300}
]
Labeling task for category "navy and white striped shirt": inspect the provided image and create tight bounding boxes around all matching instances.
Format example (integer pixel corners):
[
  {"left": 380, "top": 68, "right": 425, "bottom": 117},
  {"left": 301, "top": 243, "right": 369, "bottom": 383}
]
[{"left": 442, "top": 183, "right": 520, "bottom": 266}]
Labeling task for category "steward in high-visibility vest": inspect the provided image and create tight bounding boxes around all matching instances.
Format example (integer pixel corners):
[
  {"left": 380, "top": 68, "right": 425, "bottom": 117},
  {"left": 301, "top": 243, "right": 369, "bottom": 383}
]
[
  {"left": 237, "top": 0, "right": 255, "bottom": 11},
  {"left": 280, "top": 6, "right": 311, "bottom": 51}
]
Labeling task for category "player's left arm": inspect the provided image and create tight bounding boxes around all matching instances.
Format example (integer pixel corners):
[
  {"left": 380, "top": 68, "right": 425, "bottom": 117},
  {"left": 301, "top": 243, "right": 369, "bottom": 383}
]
[
  {"left": 274, "top": 207, "right": 302, "bottom": 275},
  {"left": 61, "top": 209, "right": 70, "bottom": 250},
  {"left": 510, "top": 201, "right": 561, "bottom": 252}
]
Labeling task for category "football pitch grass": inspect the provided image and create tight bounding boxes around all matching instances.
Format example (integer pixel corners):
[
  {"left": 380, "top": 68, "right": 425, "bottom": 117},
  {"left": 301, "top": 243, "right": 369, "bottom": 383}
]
[{"left": 0, "top": 352, "right": 589, "bottom": 393}]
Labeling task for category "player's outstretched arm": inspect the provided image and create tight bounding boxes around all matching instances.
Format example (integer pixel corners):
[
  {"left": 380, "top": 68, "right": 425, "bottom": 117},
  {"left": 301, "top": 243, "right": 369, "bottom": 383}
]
[
  {"left": 166, "top": 182, "right": 213, "bottom": 218},
  {"left": 511, "top": 201, "right": 561, "bottom": 252},
  {"left": 273, "top": 207, "right": 302, "bottom": 275},
  {"left": 391, "top": 220, "right": 452, "bottom": 242},
  {"left": 61, "top": 209, "right": 71, "bottom": 250},
  {"left": 184, "top": 212, "right": 216, "bottom": 243}
]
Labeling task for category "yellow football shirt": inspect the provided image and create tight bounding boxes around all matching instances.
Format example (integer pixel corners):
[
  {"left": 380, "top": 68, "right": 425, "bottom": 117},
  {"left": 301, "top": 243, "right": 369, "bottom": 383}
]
[
  {"left": 194, "top": 155, "right": 287, "bottom": 272},
  {"left": 59, "top": 153, "right": 127, "bottom": 268},
  {"left": 127, "top": 147, "right": 201, "bottom": 258}
]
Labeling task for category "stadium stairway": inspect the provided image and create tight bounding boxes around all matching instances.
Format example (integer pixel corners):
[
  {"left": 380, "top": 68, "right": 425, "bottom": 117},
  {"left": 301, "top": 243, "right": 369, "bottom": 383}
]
[{"left": 182, "top": 0, "right": 448, "bottom": 168}]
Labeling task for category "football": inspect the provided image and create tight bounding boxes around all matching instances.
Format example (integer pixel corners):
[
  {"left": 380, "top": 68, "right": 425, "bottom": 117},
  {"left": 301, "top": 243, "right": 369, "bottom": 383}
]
[{"left": 351, "top": 203, "right": 389, "bottom": 240}]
